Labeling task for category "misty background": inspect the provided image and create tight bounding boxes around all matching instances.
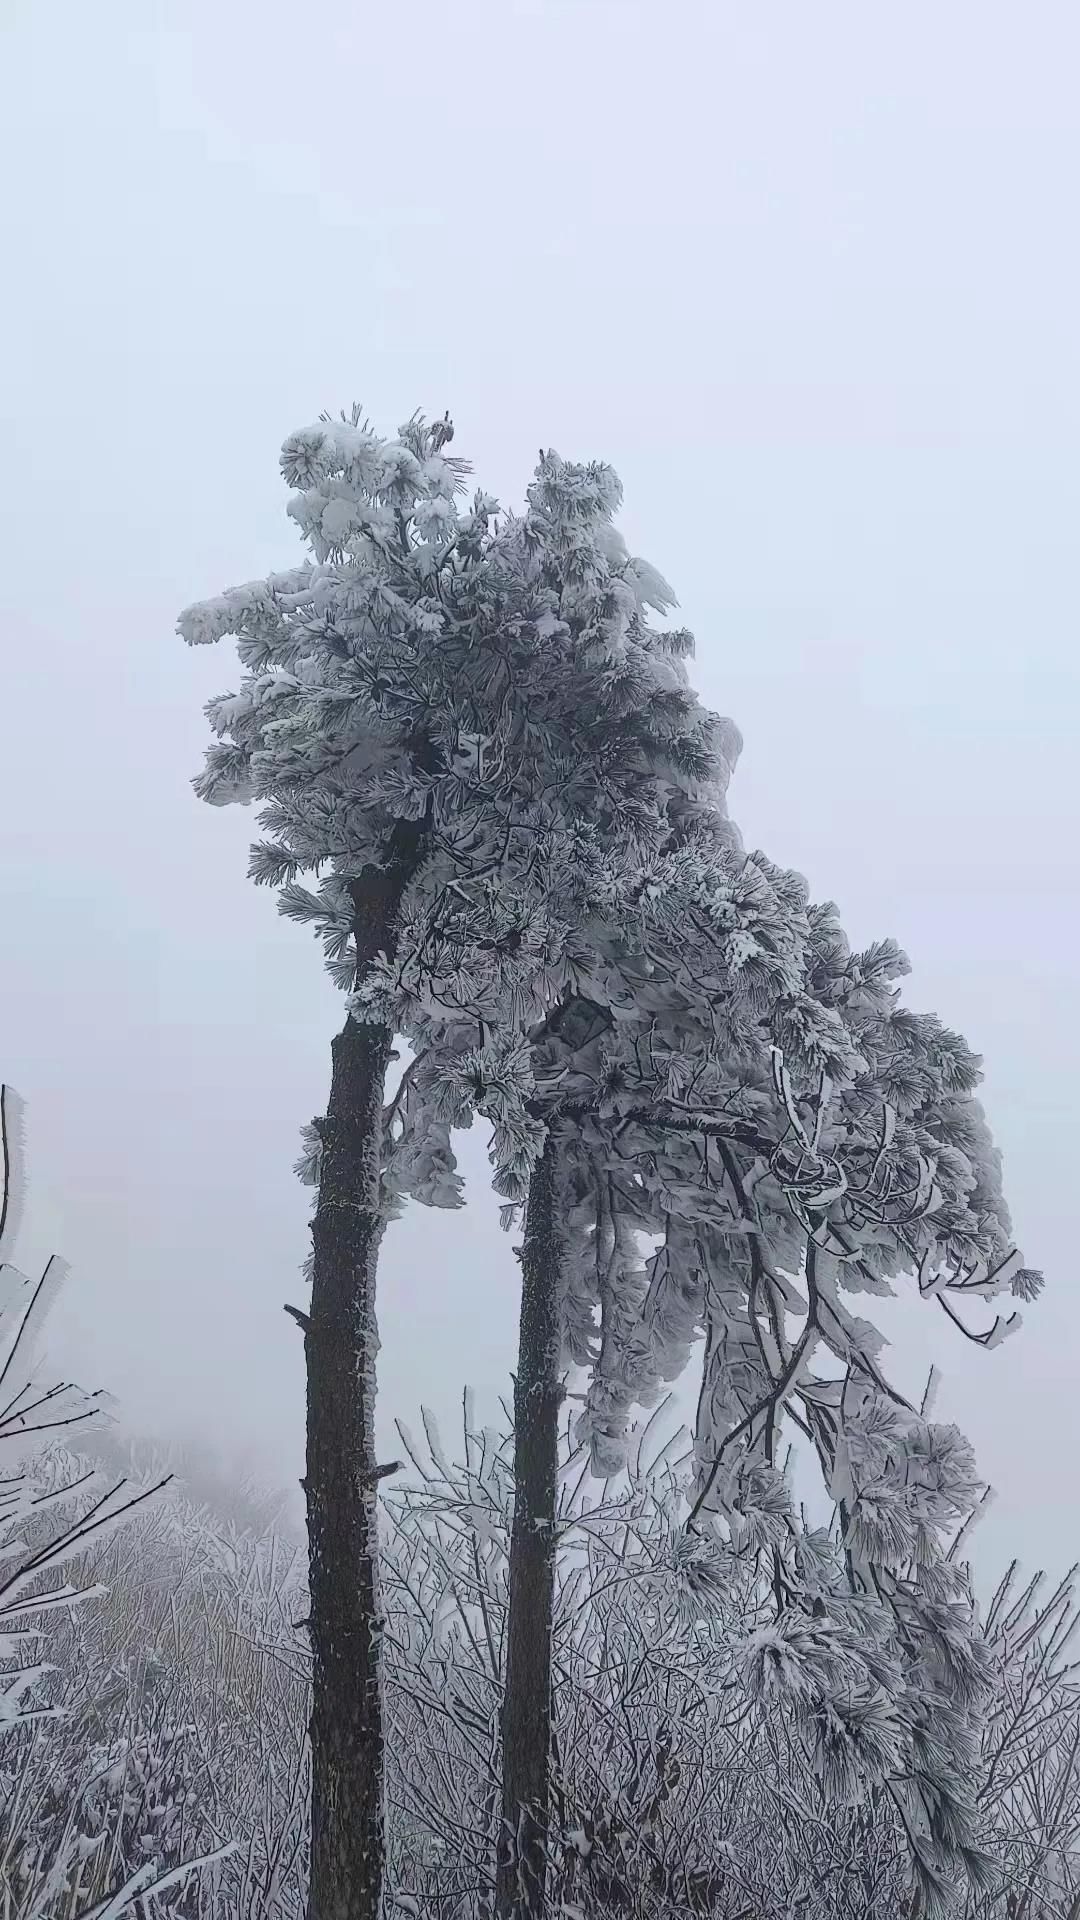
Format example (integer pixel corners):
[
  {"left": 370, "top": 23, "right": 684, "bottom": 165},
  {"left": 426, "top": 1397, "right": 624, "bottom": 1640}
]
[{"left": 2, "top": 1, "right": 1076, "bottom": 1577}]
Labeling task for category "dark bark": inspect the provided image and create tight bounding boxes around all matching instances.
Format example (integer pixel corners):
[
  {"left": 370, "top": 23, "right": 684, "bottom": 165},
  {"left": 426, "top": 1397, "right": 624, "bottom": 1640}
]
[
  {"left": 496, "top": 1135, "right": 567, "bottom": 1920},
  {"left": 304, "top": 833, "right": 421, "bottom": 1920}
]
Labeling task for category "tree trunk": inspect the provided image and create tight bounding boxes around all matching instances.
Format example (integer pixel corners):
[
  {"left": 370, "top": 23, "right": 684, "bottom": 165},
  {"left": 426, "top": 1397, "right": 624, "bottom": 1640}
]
[
  {"left": 304, "top": 839, "right": 420, "bottom": 1920},
  {"left": 496, "top": 1135, "right": 567, "bottom": 1920}
]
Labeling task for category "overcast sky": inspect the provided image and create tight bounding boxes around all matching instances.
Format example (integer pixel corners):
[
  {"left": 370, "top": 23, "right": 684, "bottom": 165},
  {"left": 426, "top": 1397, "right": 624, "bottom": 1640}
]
[{"left": 2, "top": 0, "right": 1077, "bottom": 1577}]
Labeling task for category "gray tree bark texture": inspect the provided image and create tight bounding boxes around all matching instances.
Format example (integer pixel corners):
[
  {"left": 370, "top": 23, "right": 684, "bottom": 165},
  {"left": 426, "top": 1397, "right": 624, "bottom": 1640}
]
[
  {"left": 303, "top": 838, "right": 420, "bottom": 1920},
  {"left": 496, "top": 1136, "right": 567, "bottom": 1920}
]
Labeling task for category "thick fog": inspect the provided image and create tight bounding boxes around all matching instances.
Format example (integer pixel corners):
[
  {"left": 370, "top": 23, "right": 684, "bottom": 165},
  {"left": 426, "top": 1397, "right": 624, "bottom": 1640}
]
[{"left": 2, "top": 0, "right": 1077, "bottom": 1576}]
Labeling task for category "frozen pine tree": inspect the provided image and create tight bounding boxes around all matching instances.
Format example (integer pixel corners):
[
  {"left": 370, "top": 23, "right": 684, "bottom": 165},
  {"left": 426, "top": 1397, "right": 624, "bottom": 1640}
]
[
  {"left": 179, "top": 403, "right": 1041, "bottom": 1918},
  {"left": 373, "top": 610, "right": 1041, "bottom": 1914},
  {"left": 392, "top": 564, "right": 1038, "bottom": 1911},
  {"left": 177, "top": 406, "right": 742, "bottom": 1920}
]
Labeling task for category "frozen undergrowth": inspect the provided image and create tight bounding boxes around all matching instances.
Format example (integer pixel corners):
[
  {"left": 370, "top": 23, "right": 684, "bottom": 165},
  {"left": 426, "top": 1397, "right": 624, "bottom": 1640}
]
[{"left": 4, "top": 1399, "right": 1079, "bottom": 1919}]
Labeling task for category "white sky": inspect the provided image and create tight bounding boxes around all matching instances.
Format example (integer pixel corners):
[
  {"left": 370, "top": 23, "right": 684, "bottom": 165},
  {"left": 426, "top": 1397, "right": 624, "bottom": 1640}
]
[{"left": 2, "top": 0, "right": 1078, "bottom": 1579}]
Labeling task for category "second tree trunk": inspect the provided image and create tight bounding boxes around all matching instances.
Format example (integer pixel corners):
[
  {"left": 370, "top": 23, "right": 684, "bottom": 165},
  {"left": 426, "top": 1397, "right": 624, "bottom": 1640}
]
[{"left": 496, "top": 1135, "right": 567, "bottom": 1920}]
